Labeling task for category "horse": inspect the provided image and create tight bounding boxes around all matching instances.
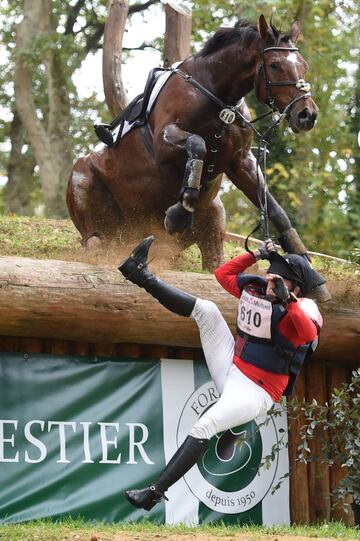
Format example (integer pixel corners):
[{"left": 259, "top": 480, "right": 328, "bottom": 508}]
[{"left": 67, "top": 15, "right": 318, "bottom": 272}]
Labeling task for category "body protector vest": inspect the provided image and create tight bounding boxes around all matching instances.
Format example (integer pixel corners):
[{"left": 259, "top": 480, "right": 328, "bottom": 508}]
[{"left": 234, "top": 275, "right": 319, "bottom": 396}]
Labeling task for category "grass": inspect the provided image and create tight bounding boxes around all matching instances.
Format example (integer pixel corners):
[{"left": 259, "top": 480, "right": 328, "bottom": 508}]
[
  {"left": 0, "top": 216, "right": 358, "bottom": 282},
  {"left": 0, "top": 517, "right": 359, "bottom": 541},
  {"left": 0, "top": 216, "right": 80, "bottom": 259}
]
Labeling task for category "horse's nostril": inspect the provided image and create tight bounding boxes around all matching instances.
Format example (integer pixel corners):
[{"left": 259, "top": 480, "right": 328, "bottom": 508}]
[
  {"left": 298, "top": 108, "right": 317, "bottom": 124},
  {"left": 298, "top": 108, "right": 310, "bottom": 120}
]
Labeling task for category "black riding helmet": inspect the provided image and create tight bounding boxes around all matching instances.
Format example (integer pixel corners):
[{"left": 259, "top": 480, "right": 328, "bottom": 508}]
[{"left": 267, "top": 252, "right": 326, "bottom": 297}]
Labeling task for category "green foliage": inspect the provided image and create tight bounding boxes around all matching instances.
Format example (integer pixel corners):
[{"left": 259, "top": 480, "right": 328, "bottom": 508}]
[
  {"left": 191, "top": 0, "right": 360, "bottom": 259},
  {"left": 289, "top": 369, "right": 360, "bottom": 508}
]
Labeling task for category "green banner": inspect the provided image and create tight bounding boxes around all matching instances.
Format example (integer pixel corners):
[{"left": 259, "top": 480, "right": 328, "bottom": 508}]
[{"left": 0, "top": 353, "right": 289, "bottom": 525}]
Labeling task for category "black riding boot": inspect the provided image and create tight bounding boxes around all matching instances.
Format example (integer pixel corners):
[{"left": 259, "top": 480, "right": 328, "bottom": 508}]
[
  {"left": 124, "top": 436, "right": 209, "bottom": 511},
  {"left": 118, "top": 235, "right": 196, "bottom": 317}
]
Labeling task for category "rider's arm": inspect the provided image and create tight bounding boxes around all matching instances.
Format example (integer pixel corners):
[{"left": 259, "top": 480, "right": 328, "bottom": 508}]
[
  {"left": 279, "top": 299, "right": 322, "bottom": 347},
  {"left": 214, "top": 252, "right": 256, "bottom": 298}
]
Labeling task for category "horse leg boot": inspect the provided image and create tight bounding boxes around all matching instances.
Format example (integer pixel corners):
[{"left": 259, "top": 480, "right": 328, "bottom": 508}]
[
  {"left": 118, "top": 235, "right": 196, "bottom": 317},
  {"left": 267, "top": 194, "right": 331, "bottom": 302},
  {"left": 165, "top": 134, "right": 206, "bottom": 234},
  {"left": 124, "top": 436, "right": 209, "bottom": 510}
]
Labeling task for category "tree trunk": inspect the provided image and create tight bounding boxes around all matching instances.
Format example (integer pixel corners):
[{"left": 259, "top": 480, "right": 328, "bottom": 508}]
[
  {"left": 4, "top": 109, "right": 37, "bottom": 215},
  {"left": 0, "top": 256, "right": 358, "bottom": 362},
  {"left": 163, "top": 1, "right": 192, "bottom": 67},
  {"left": 103, "top": 0, "right": 129, "bottom": 116},
  {"left": 349, "top": 51, "right": 360, "bottom": 248},
  {"left": 14, "top": 0, "right": 72, "bottom": 217}
]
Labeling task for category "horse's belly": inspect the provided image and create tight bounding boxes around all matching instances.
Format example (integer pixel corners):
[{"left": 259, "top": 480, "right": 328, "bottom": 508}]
[{"left": 90, "top": 130, "right": 166, "bottom": 211}]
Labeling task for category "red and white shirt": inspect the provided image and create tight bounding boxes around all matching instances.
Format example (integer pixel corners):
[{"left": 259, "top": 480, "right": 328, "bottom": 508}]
[{"left": 214, "top": 253, "right": 323, "bottom": 401}]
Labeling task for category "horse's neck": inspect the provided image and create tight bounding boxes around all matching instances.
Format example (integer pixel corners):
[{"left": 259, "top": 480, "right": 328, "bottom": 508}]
[{"left": 186, "top": 48, "right": 258, "bottom": 105}]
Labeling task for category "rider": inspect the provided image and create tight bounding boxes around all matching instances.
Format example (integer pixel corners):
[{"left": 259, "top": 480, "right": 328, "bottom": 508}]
[{"left": 118, "top": 236, "right": 325, "bottom": 511}]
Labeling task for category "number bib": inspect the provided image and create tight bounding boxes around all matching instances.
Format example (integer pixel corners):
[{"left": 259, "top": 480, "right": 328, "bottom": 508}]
[{"left": 237, "top": 290, "right": 273, "bottom": 339}]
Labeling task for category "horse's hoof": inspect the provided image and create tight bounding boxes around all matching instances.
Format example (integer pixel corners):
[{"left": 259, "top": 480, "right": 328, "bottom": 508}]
[
  {"left": 309, "top": 283, "right": 332, "bottom": 303},
  {"left": 164, "top": 203, "right": 194, "bottom": 234},
  {"left": 84, "top": 235, "right": 102, "bottom": 250}
]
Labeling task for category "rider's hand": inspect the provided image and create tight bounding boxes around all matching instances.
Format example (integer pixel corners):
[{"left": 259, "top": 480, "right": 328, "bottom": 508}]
[
  {"left": 272, "top": 275, "right": 290, "bottom": 303},
  {"left": 254, "top": 238, "right": 277, "bottom": 260}
]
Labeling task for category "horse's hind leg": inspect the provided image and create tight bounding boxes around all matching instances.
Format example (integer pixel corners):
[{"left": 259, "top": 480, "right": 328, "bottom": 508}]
[
  {"left": 196, "top": 194, "right": 226, "bottom": 270},
  {"left": 66, "top": 157, "right": 123, "bottom": 249}
]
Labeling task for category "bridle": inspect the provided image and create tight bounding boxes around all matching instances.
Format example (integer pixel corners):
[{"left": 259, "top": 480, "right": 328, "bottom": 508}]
[{"left": 254, "top": 46, "right": 311, "bottom": 116}]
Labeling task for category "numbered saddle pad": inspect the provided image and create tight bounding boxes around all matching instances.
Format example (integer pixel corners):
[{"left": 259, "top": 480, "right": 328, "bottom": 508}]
[{"left": 237, "top": 290, "right": 273, "bottom": 339}]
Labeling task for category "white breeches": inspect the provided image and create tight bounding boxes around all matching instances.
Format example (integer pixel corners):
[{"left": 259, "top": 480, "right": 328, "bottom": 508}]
[{"left": 189, "top": 299, "right": 273, "bottom": 440}]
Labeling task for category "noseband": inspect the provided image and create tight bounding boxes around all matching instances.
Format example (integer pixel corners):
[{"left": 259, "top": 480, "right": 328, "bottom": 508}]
[{"left": 255, "top": 46, "right": 311, "bottom": 115}]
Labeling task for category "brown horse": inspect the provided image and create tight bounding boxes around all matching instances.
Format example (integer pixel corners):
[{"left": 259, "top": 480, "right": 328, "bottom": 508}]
[{"left": 67, "top": 15, "right": 318, "bottom": 271}]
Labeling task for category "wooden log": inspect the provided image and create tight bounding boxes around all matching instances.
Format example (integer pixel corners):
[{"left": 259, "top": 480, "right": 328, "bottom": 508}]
[
  {"left": 69, "top": 341, "right": 90, "bottom": 357},
  {"left": 103, "top": 0, "right": 129, "bottom": 116},
  {"left": 94, "top": 342, "right": 117, "bottom": 357},
  {"left": 116, "top": 343, "right": 142, "bottom": 358},
  {"left": 287, "top": 370, "right": 310, "bottom": 524},
  {"left": 44, "top": 339, "right": 69, "bottom": 355},
  {"left": 0, "top": 336, "right": 19, "bottom": 352},
  {"left": 0, "top": 256, "right": 359, "bottom": 362},
  {"left": 19, "top": 337, "right": 43, "bottom": 353},
  {"left": 305, "top": 359, "right": 331, "bottom": 522},
  {"left": 163, "top": 2, "right": 192, "bottom": 67}
]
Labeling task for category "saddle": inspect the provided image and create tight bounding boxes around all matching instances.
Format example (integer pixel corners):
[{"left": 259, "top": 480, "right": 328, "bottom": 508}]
[{"left": 94, "top": 67, "right": 167, "bottom": 147}]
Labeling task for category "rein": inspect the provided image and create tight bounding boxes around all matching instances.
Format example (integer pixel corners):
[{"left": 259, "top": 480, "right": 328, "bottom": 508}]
[{"left": 171, "top": 49, "right": 312, "bottom": 249}]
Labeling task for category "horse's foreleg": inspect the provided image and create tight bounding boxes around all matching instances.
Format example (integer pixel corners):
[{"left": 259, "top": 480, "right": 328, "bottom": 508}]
[
  {"left": 157, "top": 124, "right": 206, "bottom": 234},
  {"left": 227, "top": 152, "right": 306, "bottom": 253},
  {"left": 267, "top": 195, "right": 307, "bottom": 254},
  {"left": 181, "top": 134, "right": 207, "bottom": 211},
  {"left": 227, "top": 153, "right": 332, "bottom": 301}
]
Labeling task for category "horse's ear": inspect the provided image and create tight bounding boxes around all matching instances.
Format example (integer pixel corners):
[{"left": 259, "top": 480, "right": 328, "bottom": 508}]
[
  {"left": 258, "top": 14, "right": 272, "bottom": 41},
  {"left": 291, "top": 20, "right": 301, "bottom": 43}
]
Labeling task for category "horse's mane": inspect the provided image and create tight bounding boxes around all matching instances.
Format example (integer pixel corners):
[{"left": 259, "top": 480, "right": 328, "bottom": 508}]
[{"left": 196, "top": 19, "right": 293, "bottom": 57}]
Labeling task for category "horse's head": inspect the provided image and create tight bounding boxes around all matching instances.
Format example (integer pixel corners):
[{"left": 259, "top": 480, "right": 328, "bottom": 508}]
[{"left": 255, "top": 15, "right": 318, "bottom": 133}]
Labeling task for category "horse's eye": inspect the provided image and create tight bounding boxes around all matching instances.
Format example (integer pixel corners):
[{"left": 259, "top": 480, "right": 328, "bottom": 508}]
[{"left": 269, "top": 63, "right": 279, "bottom": 70}]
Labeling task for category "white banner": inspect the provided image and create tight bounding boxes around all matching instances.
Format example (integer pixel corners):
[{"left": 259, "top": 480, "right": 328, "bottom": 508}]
[{"left": 161, "top": 358, "right": 290, "bottom": 526}]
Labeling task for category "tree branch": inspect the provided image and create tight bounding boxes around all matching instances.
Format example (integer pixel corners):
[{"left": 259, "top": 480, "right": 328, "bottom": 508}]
[
  {"left": 84, "top": 23, "right": 105, "bottom": 54},
  {"left": 128, "top": 0, "right": 161, "bottom": 15},
  {"left": 64, "top": 0, "right": 87, "bottom": 35},
  {"left": 122, "top": 41, "right": 159, "bottom": 51}
]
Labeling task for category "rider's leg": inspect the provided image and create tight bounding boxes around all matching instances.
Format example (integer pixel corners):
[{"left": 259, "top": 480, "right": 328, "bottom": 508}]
[
  {"left": 190, "top": 365, "right": 273, "bottom": 440},
  {"left": 124, "top": 435, "right": 209, "bottom": 511},
  {"left": 118, "top": 235, "right": 196, "bottom": 317},
  {"left": 120, "top": 236, "right": 242, "bottom": 511},
  {"left": 119, "top": 236, "right": 234, "bottom": 392}
]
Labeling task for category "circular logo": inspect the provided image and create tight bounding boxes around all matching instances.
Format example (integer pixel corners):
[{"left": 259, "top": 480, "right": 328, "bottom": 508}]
[{"left": 177, "top": 381, "right": 280, "bottom": 514}]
